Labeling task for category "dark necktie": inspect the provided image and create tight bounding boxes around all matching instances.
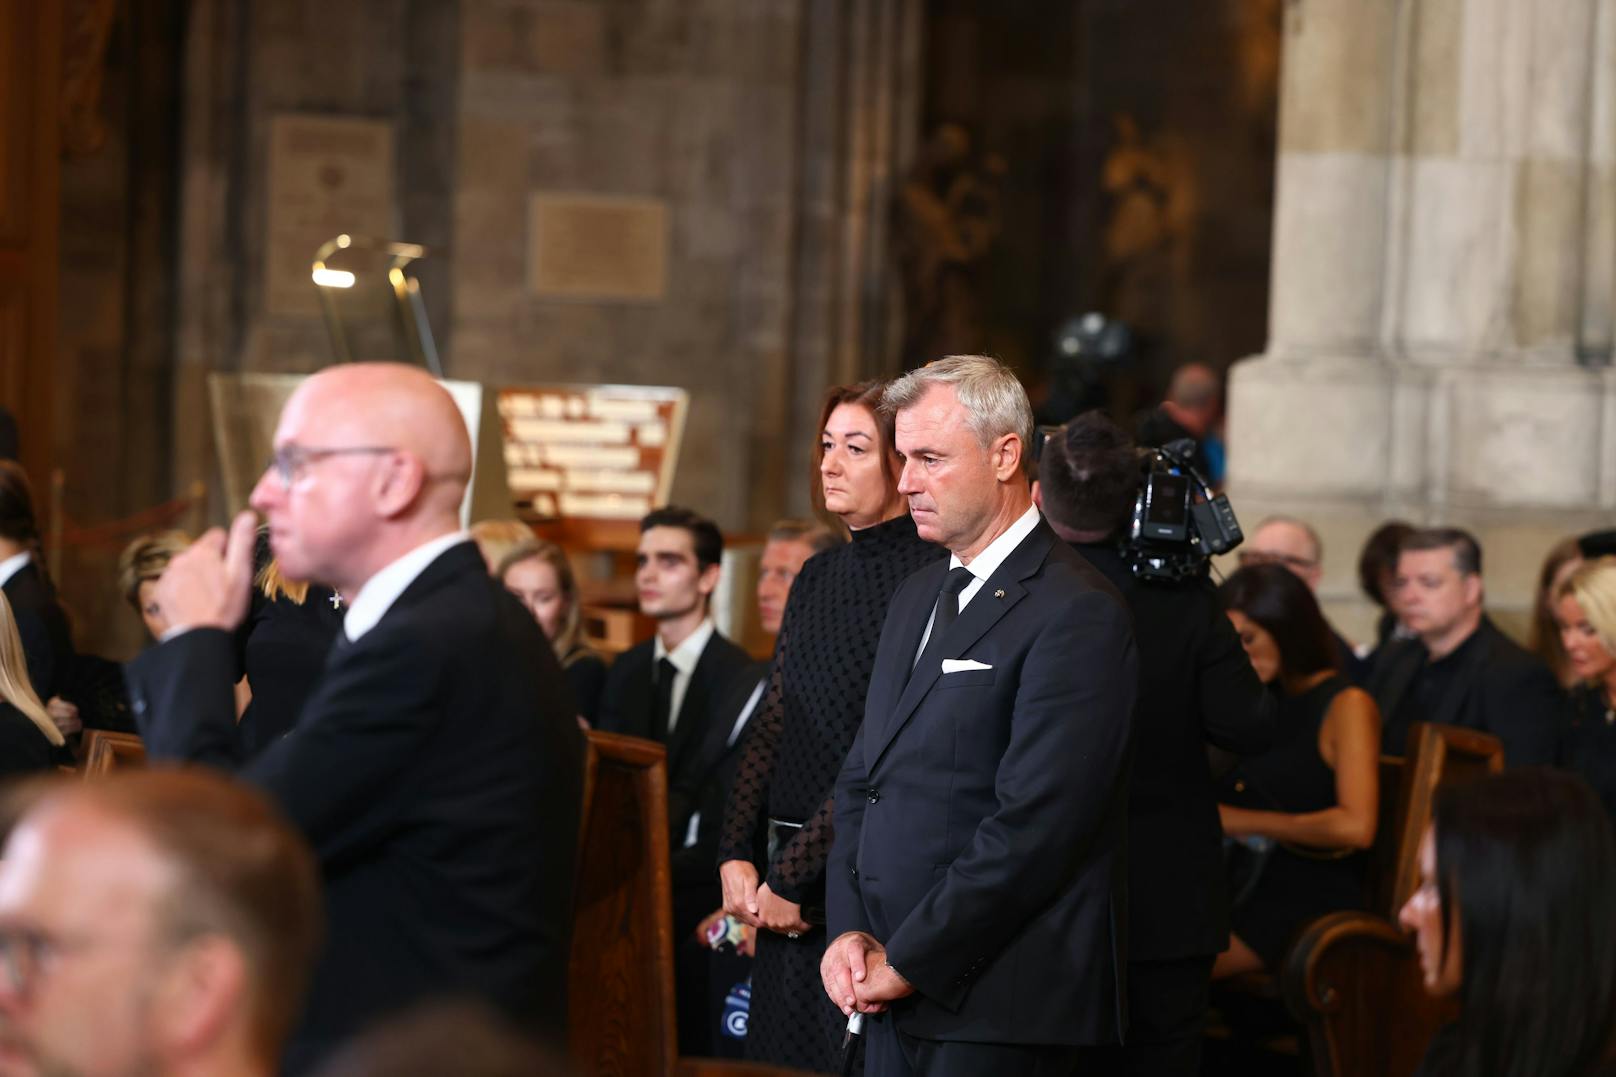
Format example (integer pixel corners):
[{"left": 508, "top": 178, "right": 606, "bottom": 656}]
[
  {"left": 651, "top": 656, "right": 678, "bottom": 743},
  {"left": 933, "top": 567, "right": 976, "bottom": 634}
]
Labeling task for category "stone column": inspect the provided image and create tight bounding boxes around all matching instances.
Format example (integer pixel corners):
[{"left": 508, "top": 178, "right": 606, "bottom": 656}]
[{"left": 1229, "top": 0, "right": 1616, "bottom": 643}]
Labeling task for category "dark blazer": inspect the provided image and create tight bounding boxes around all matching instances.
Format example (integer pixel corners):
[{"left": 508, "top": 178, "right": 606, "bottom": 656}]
[
  {"left": 3, "top": 560, "right": 73, "bottom": 701},
  {"left": 828, "top": 520, "right": 1138, "bottom": 1046},
  {"left": 676, "top": 659, "right": 769, "bottom": 887},
  {"left": 1369, "top": 616, "right": 1568, "bottom": 764},
  {"left": 1077, "top": 543, "right": 1275, "bottom": 961},
  {"left": 126, "top": 542, "right": 584, "bottom": 1066},
  {"left": 597, "top": 627, "right": 753, "bottom": 851}
]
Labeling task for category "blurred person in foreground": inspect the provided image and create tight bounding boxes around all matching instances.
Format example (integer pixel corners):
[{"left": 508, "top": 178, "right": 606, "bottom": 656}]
[
  {"left": 1398, "top": 768, "right": 1616, "bottom": 1077},
  {"left": 0, "top": 769, "right": 322, "bottom": 1077},
  {"left": 126, "top": 362, "right": 583, "bottom": 1071},
  {"left": 1034, "top": 411, "right": 1273, "bottom": 1076}
]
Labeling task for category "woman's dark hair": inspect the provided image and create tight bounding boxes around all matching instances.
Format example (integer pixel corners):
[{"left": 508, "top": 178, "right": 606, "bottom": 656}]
[
  {"left": 1433, "top": 768, "right": 1616, "bottom": 1077},
  {"left": 1218, "top": 563, "right": 1339, "bottom": 677},
  {"left": 811, "top": 381, "right": 898, "bottom": 527},
  {"left": 1357, "top": 520, "right": 1413, "bottom": 606},
  {"left": 1036, "top": 411, "right": 1139, "bottom": 538},
  {"left": 0, "top": 461, "right": 39, "bottom": 545}
]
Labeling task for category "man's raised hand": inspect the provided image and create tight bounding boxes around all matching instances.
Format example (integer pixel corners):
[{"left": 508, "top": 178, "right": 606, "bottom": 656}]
[{"left": 154, "top": 511, "right": 259, "bottom": 634}]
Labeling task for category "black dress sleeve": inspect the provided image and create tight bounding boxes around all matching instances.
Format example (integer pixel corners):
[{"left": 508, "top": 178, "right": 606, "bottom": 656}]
[
  {"left": 715, "top": 633, "right": 785, "bottom": 868},
  {"left": 0, "top": 705, "right": 56, "bottom": 780}
]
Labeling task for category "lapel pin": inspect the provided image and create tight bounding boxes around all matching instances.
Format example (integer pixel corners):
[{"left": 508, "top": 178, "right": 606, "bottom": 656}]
[{"left": 994, "top": 589, "right": 1005, "bottom": 599}]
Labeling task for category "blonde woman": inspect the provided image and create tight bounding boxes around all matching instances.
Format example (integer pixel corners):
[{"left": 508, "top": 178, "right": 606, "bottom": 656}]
[
  {"left": 117, "top": 530, "right": 191, "bottom": 639},
  {"left": 1556, "top": 557, "right": 1616, "bottom": 823},
  {"left": 497, "top": 539, "right": 605, "bottom": 724},
  {"left": 0, "top": 590, "right": 65, "bottom": 777}
]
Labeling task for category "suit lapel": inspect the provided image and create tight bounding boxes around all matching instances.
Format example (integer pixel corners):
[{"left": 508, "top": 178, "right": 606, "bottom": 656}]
[{"left": 866, "top": 523, "right": 1056, "bottom": 770}]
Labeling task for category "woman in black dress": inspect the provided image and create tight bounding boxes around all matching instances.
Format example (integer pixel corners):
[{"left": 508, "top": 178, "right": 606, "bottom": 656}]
[
  {"left": 0, "top": 591, "right": 65, "bottom": 778},
  {"left": 497, "top": 539, "right": 606, "bottom": 724},
  {"left": 716, "top": 381, "right": 943, "bottom": 1072},
  {"left": 1215, "top": 563, "right": 1381, "bottom": 977},
  {"left": 1554, "top": 557, "right": 1616, "bottom": 824},
  {"left": 235, "top": 529, "right": 343, "bottom": 755}
]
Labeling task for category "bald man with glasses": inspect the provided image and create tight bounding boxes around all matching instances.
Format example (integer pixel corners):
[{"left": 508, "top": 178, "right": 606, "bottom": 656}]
[{"left": 125, "top": 363, "right": 583, "bottom": 1072}]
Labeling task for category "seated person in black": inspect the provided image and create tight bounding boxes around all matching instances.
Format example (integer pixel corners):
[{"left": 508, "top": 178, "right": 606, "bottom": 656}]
[
  {"left": 497, "top": 539, "right": 606, "bottom": 725},
  {"left": 0, "top": 591, "right": 66, "bottom": 778},
  {"left": 1369, "top": 527, "right": 1569, "bottom": 763},
  {"left": 1215, "top": 564, "right": 1381, "bottom": 977},
  {"left": 1554, "top": 557, "right": 1616, "bottom": 824},
  {"left": 1399, "top": 768, "right": 1616, "bottom": 1077},
  {"left": 234, "top": 529, "right": 343, "bottom": 755},
  {"left": 1239, "top": 514, "right": 1361, "bottom": 677},
  {"left": 0, "top": 462, "right": 76, "bottom": 734},
  {"left": 597, "top": 506, "right": 751, "bottom": 1056}
]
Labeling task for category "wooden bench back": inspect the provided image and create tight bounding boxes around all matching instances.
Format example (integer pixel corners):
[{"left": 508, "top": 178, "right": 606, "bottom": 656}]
[
  {"left": 568, "top": 730, "right": 677, "bottom": 1077},
  {"left": 80, "top": 731, "right": 146, "bottom": 778},
  {"left": 1383, "top": 722, "right": 1504, "bottom": 918}
]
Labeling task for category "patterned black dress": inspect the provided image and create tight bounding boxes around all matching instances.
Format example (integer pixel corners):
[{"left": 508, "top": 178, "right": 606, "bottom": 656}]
[{"left": 717, "top": 513, "right": 942, "bottom": 1072}]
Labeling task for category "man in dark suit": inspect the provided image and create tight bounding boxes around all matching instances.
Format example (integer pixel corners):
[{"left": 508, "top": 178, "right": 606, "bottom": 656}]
[
  {"left": 1035, "top": 411, "right": 1275, "bottom": 1076},
  {"left": 1370, "top": 526, "right": 1569, "bottom": 763},
  {"left": 822, "top": 356, "right": 1138, "bottom": 1076},
  {"left": 127, "top": 363, "right": 583, "bottom": 1072},
  {"left": 596, "top": 505, "right": 751, "bottom": 1053}
]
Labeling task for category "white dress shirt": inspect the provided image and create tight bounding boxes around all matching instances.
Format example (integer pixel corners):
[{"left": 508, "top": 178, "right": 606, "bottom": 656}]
[
  {"left": 343, "top": 531, "right": 473, "bottom": 643},
  {"left": 914, "top": 503, "right": 1042, "bottom": 663},
  {"left": 653, "top": 617, "right": 716, "bottom": 737},
  {"left": 0, "top": 550, "right": 30, "bottom": 589}
]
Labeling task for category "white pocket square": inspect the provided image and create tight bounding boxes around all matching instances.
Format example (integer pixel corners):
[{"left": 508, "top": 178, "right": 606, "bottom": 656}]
[{"left": 941, "top": 658, "right": 993, "bottom": 673}]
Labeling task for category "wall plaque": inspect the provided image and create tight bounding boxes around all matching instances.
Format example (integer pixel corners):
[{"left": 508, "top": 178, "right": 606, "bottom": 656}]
[
  {"left": 266, "top": 115, "right": 395, "bottom": 316},
  {"left": 528, "top": 193, "right": 668, "bottom": 302}
]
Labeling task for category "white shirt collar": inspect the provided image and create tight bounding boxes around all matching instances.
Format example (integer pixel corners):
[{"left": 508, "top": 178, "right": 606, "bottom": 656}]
[
  {"left": 343, "top": 531, "right": 472, "bottom": 643},
  {"left": 0, "top": 551, "right": 29, "bottom": 589},
  {"left": 949, "top": 503, "right": 1042, "bottom": 583},
  {"left": 654, "top": 618, "right": 715, "bottom": 675}
]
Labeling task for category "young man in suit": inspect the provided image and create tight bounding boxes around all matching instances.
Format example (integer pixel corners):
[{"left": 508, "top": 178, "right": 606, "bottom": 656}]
[
  {"left": 1370, "top": 527, "right": 1569, "bottom": 763},
  {"left": 128, "top": 363, "right": 583, "bottom": 1071},
  {"left": 1035, "top": 412, "right": 1274, "bottom": 1076},
  {"left": 821, "top": 356, "right": 1138, "bottom": 1076},
  {"left": 597, "top": 505, "right": 751, "bottom": 1053}
]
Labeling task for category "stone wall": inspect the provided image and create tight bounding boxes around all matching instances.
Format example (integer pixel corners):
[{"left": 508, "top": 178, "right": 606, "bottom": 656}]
[{"left": 1227, "top": 0, "right": 1616, "bottom": 645}]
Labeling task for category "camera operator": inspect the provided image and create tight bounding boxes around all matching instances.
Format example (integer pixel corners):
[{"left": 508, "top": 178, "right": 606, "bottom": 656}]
[{"left": 1033, "top": 411, "right": 1275, "bottom": 1077}]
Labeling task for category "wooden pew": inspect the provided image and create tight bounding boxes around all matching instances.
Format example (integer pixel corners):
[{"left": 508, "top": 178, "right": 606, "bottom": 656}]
[
  {"left": 567, "top": 731, "right": 817, "bottom": 1077},
  {"left": 1280, "top": 722, "right": 1503, "bottom": 1077},
  {"left": 80, "top": 730, "right": 146, "bottom": 778}
]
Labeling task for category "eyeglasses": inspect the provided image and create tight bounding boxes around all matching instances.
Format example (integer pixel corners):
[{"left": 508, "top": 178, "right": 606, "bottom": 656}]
[
  {"left": 0, "top": 926, "right": 95, "bottom": 996},
  {"left": 263, "top": 445, "right": 395, "bottom": 489},
  {"left": 1237, "top": 549, "right": 1318, "bottom": 572}
]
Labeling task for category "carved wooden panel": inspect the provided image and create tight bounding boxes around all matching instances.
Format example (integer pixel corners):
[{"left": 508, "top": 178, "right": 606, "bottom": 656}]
[{"left": 0, "top": 0, "right": 61, "bottom": 480}]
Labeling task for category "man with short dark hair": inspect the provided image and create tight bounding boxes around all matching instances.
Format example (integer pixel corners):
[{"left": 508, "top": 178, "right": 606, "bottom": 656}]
[
  {"left": 1035, "top": 410, "right": 1273, "bottom": 1077},
  {"left": 0, "top": 769, "right": 323, "bottom": 1077},
  {"left": 822, "top": 356, "right": 1137, "bottom": 1074},
  {"left": 1369, "top": 527, "right": 1568, "bottom": 763},
  {"left": 598, "top": 505, "right": 751, "bottom": 1053}
]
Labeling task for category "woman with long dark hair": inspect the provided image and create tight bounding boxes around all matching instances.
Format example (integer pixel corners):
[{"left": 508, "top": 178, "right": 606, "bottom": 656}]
[
  {"left": 1215, "top": 562, "right": 1381, "bottom": 978},
  {"left": 715, "top": 381, "right": 943, "bottom": 1072},
  {"left": 1400, "top": 768, "right": 1616, "bottom": 1077}
]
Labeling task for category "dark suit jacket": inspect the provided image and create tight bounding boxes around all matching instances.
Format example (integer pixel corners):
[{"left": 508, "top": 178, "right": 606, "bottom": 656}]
[
  {"left": 126, "top": 542, "right": 584, "bottom": 1065},
  {"left": 1369, "top": 615, "right": 1568, "bottom": 764},
  {"left": 828, "top": 520, "right": 1138, "bottom": 1046},
  {"left": 2, "top": 561, "right": 73, "bottom": 701},
  {"left": 1077, "top": 543, "right": 1275, "bottom": 962},
  {"left": 677, "top": 659, "right": 769, "bottom": 888},
  {"left": 597, "top": 628, "right": 753, "bottom": 857}
]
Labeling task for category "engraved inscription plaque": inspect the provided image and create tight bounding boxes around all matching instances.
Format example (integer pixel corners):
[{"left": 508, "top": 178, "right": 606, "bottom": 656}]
[{"left": 528, "top": 193, "right": 669, "bottom": 302}]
